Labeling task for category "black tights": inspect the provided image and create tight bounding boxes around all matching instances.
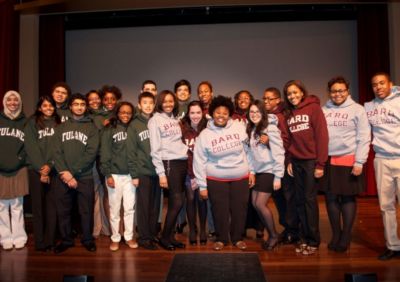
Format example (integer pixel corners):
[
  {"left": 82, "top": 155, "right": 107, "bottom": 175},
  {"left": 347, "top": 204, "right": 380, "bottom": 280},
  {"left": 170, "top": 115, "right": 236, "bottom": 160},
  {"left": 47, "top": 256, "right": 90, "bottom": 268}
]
[
  {"left": 162, "top": 191, "right": 185, "bottom": 242},
  {"left": 325, "top": 192, "right": 356, "bottom": 248},
  {"left": 161, "top": 160, "right": 187, "bottom": 243},
  {"left": 252, "top": 191, "right": 278, "bottom": 240},
  {"left": 186, "top": 186, "right": 207, "bottom": 241}
]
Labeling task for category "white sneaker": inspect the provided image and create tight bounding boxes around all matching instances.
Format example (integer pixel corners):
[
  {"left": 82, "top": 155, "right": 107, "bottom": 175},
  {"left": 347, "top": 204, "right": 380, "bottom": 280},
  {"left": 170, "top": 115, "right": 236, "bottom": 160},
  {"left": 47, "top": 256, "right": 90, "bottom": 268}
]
[
  {"left": 14, "top": 242, "right": 26, "bottom": 250},
  {"left": 2, "top": 243, "right": 13, "bottom": 251}
]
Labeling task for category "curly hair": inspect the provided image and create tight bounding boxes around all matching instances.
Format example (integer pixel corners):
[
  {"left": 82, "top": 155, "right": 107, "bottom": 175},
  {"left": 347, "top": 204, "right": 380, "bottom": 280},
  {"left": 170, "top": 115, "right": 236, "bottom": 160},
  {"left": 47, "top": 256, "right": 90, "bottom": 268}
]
[
  {"left": 99, "top": 85, "right": 122, "bottom": 100},
  {"left": 208, "top": 95, "right": 234, "bottom": 117}
]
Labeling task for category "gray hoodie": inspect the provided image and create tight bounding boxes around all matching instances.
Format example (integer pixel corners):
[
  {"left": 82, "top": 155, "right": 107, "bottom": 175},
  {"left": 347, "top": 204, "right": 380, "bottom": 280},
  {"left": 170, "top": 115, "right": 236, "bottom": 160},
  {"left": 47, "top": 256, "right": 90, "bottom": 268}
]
[{"left": 148, "top": 112, "right": 188, "bottom": 176}]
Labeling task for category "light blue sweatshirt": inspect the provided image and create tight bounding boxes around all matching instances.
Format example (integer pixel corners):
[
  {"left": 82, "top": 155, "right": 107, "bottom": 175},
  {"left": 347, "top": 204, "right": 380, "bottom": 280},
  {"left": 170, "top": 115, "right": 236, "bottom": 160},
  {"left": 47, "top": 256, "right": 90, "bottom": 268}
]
[
  {"left": 148, "top": 112, "right": 188, "bottom": 176},
  {"left": 364, "top": 86, "right": 400, "bottom": 158},
  {"left": 247, "top": 114, "right": 285, "bottom": 181},
  {"left": 323, "top": 97, "right": 371, "bottom": 166},
  {"left": 193, "top": 119, "right": 251, "bottom": 190}
]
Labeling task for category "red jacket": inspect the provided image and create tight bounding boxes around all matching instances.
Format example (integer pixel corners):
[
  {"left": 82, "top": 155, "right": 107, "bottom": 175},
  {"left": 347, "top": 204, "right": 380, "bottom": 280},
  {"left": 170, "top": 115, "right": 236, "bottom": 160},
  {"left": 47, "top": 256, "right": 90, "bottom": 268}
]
[{"left": 286, "top": 95, "right": 328, "bottom": 169}]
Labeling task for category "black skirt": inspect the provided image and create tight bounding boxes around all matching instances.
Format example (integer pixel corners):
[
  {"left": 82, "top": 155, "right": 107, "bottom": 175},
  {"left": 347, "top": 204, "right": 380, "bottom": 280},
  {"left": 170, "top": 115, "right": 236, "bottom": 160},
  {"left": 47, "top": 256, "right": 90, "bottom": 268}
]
[
  {"left": 319, "top": 158, "right": 365, "bottom": 196},
  {"left": 253, "top": 173, "right": 274, "bottom": 193}
]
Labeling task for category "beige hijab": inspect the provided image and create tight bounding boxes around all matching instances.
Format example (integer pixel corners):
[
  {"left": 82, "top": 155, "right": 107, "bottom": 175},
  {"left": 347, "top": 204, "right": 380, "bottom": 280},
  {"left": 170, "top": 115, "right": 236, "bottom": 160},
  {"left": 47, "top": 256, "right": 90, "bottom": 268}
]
[{"left": 3, "top": 90, "right": 22, "bottom": 120}]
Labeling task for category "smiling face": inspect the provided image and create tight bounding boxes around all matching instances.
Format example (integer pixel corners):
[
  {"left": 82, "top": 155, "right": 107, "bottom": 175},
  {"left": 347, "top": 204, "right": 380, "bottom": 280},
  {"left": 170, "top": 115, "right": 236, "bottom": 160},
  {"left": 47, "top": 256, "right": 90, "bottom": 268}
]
[
  {"left": 52, "top": 86, "right": 68, "bottom": 106},
  {"left": 371, "top": 74, "right": 392, "bottom": 100},
  {"left": 198, "top": 84, "right": 213, "bottom": 106},
  {"left": 162, "top": 94, "right": 175, "bottom": 114},
  {"left": 5, "top": 94, "right": 20, "bottom": 113},
  {"left": 286, "top": 84, "right": 304, "bottom": 107},
  {"left": 142, "top": 83, "right": 157, "bottom": 96},
  {"left": 176, "top": 85, "right": 191, "bottom": 102},
  {"left": 70, "top": 98, "right": 87, "bottom": 118},
  {"left": 237, "top": 92, "right": 251, "bottom": 111},
  {"left": 263, "top": 91, "right": 281, "bottom": 112},
  {"left": 213, "top": 106, "right": 230, "bottom": 127},
  {"left": 138, "top": 97, "right": 155, "bottom": 117},
  {"left": 329, "top": 83, "right": 350, "bottom": 106},
  {"left": 87, "top": 92, "right": 101, "bottom": 110},
  {"left": 118, "top": 104, "right": 133, "bottom": 124},
  {"left": 39, "top": 100, "right": 55, "bottom": 118},
  {"left": 188, "top": 105, "right": 203, "bottom": 127},
  {"left": 102, "top": 92, "right": 118, "bottom": 111},
  {"left": 248, "top": 105, "right": 262, "bottom": 125}
]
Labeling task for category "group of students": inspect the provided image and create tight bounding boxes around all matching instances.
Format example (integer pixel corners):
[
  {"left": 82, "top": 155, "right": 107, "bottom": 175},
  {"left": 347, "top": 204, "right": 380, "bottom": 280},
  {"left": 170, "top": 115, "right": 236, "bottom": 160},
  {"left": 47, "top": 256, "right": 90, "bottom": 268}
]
[{"left": 0, "top": 73, "right": 399, "bottom": 260}]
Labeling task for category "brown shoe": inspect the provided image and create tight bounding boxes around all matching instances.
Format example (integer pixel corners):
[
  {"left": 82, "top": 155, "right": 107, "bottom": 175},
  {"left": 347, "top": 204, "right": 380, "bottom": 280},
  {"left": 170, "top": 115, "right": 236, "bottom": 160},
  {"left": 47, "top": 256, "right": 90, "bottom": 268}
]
[
  {"left": 126, "top": 239, "right": 138, "bottom": 249},
  {"left": 109, "top": 241, "right": 119, "bottom": 251},
  {"left": 213, "top": 241, "right": 224, "bottom": 251},
  {"left": 234, "top": 241, "right": 247, "bottom": 250}
]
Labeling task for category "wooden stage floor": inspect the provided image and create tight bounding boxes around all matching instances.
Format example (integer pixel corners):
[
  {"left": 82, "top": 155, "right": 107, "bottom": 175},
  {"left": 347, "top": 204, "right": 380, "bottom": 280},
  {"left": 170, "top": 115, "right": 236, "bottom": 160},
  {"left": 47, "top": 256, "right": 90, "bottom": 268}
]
[{"left": 1, "top": 196, "right": 399, "bottom": 282}]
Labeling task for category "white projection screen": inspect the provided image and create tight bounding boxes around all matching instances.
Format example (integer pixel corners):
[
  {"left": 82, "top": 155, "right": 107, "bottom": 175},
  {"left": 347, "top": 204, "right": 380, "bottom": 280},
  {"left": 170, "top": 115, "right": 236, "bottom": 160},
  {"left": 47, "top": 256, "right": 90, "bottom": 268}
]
[{"left": 65, "top": 20, "right": 358, "bottom": 105}]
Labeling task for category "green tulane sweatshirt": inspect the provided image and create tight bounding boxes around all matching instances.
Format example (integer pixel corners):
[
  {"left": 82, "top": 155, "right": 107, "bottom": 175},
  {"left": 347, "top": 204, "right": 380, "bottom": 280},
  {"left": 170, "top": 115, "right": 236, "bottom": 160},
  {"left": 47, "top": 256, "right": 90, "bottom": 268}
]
[
  {"left": 24, "top": 117, "right": 58, "bottom": 172},
  {"left": 52, "top": 115, "right": 99, "bottom": 179},
  {"left": 100, "top": 121, "right": 129, "bottom": 178},
  {"left": 56, "top": 103, "right": 71, "bottom": 123},
  {"left": 0, "top": 111, "right": 26, "bottom": 176},
  {"left": 93, "top": 109, "right": 115, "bottom": 131},
  {"left": 127, "top": 113, "right": 157, "bottom": 178}
]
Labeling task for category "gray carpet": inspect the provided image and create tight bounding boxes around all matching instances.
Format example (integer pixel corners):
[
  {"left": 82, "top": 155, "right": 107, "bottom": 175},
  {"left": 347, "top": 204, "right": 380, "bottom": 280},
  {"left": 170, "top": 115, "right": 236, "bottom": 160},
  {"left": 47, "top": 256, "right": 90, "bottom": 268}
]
[{"left": 165, "top": 253, "right": 266, "bottom": 282}]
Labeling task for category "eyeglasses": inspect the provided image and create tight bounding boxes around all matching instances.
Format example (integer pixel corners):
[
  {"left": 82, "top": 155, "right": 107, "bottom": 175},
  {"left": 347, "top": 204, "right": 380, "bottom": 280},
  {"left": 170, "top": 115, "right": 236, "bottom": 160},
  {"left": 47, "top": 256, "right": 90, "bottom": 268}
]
[
  {"left": 262, "top": 97, "right": 279, "bottom": 103},
  {"left": 330, "top": 89, "right": 348, "bottom": 95}
]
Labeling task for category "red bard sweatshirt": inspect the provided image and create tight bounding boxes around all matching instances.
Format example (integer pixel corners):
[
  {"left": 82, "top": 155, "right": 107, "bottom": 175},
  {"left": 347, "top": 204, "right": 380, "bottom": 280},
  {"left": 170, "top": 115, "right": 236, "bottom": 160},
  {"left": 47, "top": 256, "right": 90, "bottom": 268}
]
[{"left": 286, "top": 95, "right": 328, "bottom": 170}]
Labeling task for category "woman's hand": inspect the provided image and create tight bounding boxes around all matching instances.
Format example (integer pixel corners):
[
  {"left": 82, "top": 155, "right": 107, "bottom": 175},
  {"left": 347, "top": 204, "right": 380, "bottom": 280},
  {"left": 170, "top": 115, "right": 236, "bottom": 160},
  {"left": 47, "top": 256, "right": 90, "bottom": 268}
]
[
  {"left": 287, "top": 163, "right": 293, "bottom": 177},
  {"left": 249, "top": 174, "right": 256, "bottom": 188},
  {"left": 132, "top": 178, "right": 139, "bottom": 187},
  {"left": 40, "top": 164, "right": 51, "bottom": 176},
  {"left": 159, "top": 176, "right": 168, "bottom": 189},
  {"left": 273, "top": 179, "right": 281, "bottom": 191},
  {"left": 314, "top": 168, "right": 324, "bottom": 178},
  {"left": 200, "top": 189, "right": 208, "bottom": 200},
  {"left": 107, "top": 176, "right": 115, "bottom": 188},
  {"left": 351, "top": 165, "right": 363, "bottom": 176}
]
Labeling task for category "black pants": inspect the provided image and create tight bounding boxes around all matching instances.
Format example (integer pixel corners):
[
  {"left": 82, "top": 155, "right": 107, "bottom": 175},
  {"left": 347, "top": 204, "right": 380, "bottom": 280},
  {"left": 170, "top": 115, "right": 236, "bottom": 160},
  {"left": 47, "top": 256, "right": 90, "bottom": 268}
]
[
  {"left": 54, "top": 177, "right": 95, "bottom": 246},
  {"left": 29, "top": 169, "right": 58, "bottom": 248},
  {"left": 292, "top": 159, "right": 320, "bottom": 247},
  {"left": 136, "top": 175, "right": 161, "bottom": 243},
  {"left": 161, "top": 160, "right": 187, "bottom": 242},
  {"left": 208, "top": 178, "right": 249, "bottom": 244},
  {"left": 279, "top": 171, "right": 300, "bottom": 237}
]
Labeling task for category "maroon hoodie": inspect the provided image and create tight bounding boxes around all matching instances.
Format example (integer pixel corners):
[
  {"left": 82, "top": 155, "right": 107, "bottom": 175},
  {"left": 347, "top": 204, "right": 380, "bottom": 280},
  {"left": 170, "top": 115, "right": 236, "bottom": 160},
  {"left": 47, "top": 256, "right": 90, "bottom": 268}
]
[
  {"left": 286, "top": 95, "right": 328, "bottom": 169},
  {"left": 231, "top": 110, "right": 247, "bottom": 123},
  {"left": 181, "top": 123, "right": 200, "bottom": 178}
]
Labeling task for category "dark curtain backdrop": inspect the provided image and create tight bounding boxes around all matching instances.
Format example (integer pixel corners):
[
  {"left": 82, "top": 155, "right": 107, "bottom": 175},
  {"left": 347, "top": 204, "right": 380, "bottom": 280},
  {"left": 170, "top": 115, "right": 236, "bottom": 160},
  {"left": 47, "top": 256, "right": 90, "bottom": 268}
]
[
  {"left": 0, "top": 0, "right": 19, "bottom": 107},
  {"left": 38, "top": 4, "right": 391, "bottom": 196},
  {"left": 357, "top": 4, "right": 390, "bottom": 196},
  {"left": 39, "top": 15, "right": 65, "bottom": 96}
]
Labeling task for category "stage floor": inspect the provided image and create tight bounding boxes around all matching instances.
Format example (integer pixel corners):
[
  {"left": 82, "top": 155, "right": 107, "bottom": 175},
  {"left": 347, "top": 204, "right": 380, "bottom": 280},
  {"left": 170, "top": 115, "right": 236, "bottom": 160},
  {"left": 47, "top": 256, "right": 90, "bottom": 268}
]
[{"left": 1, "top": 196, "right": 399, "bottom": 282}]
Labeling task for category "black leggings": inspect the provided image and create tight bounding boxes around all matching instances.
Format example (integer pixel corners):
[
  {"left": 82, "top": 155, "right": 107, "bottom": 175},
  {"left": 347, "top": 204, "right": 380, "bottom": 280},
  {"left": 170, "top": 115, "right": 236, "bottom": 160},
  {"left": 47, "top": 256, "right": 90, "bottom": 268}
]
[
  {"left": 325, "top": 192, "right": 356, "bottom": 248},
  {"left": 161, "top": 160, "right": 187, "bottom": 243},
  {"left": 185, "top": 179, "right": 207, "bottom": 240}
]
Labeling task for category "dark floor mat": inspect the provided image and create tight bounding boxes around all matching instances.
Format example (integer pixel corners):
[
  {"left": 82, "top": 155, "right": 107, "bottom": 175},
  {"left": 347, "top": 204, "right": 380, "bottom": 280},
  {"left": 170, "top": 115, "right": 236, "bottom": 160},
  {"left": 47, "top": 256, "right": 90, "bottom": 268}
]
[{"left": 165, "top": 253, "right": 266, "bottom": 282}]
